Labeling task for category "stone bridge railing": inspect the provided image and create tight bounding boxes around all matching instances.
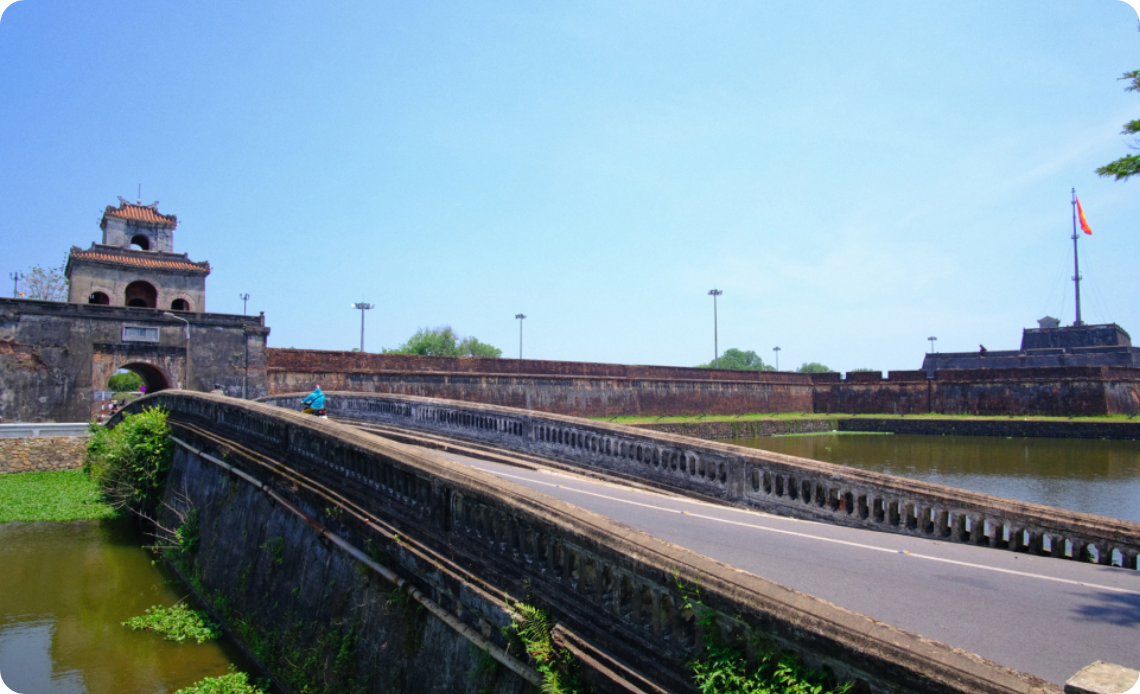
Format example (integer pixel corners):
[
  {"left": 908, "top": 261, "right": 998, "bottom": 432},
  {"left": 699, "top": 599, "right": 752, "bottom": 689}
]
[
  {"left": 266, "top": 392, "right": 1140, "bottom": 571},
  {"left": 121, "top": 391, "right": 1065, "bottom": 694}
]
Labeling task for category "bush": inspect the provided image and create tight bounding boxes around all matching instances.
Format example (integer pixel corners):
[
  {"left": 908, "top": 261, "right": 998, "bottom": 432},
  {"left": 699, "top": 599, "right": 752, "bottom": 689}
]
[
  {"left": 108, "top": 370, "right": 144, "bottom": 392},
  {"left": 174, "top": 671, "right": 266, "bottom": 694},
  {"left": 85, "top": 407, "right": 173, "bottom": 513},
  {"left": 796, "top": 363, "right": 834, "bottom": 374},
  {"left": 691, "top": 642, "right": 851, "bottom": 694},
  {"left": 384, "top": 326, "right": 502, "bottom": 358}
]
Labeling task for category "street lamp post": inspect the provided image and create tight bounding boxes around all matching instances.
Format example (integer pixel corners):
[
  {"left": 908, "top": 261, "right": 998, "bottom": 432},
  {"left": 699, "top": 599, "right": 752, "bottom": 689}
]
[
  {"left": 9, "top": 272, "right": 23, "bottom": 298},
  {"left": 515, "top": 314, "right": 526, "bottom": 359},
  {"left": 927, "top": 336, "right": 937, "bottom": 353},
  {"left": 240, "top": 293, "right": 250, "bottom": 315},
  {"left": 351, "top": 303, "right": 374, "bottom": 352},
  {"left": 708, "top": 289, "right": 723, "bottom": 368},
  {"left": 773, "top": 346, "right": 781, "bottom": 372},
  {"left": 163, "top": 312, "right": 191, "bottom": 390}
]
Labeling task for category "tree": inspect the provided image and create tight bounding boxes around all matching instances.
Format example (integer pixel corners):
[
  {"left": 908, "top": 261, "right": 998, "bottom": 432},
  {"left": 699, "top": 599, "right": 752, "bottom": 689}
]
[
  {"left": 796, "top": 362, "right": 834, "bottom": 373},
  {"left": 384, "top": 326, "right": 503, "bottom": 358},
  {"left": 696, "top": 348, "right": 774, "bottom": 371},
  {"left": 1097, "top": 69, "right": 1140, "bottom": 181},
  {"left": 109, "top": 370, "right": 145, "bottom": 393},
  {"left": 23, "top": 261, "right": 68, "bottom": 301}
]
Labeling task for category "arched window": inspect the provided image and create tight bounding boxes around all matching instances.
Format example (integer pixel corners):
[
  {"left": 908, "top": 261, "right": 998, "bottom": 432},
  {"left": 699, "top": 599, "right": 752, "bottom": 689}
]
[
  {"left": 170, "top": 298, "right": 191, "bottom": 311},
  {"left": 87, "top": 292, "right": 110, "bottom": 305},
  {"left": 124, "top": 281, "right": 157, "bottom": 308},
  {"left": 129, "top": 234, "right": 150, "bottom": 251}
]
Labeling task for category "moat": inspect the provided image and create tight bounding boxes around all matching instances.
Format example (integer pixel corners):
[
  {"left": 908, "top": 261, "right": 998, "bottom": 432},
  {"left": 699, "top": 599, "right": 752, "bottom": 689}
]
[
  {"left": 0, "top": 519, "right": 253, "bottom": 694},
  {"left": 733, "top": 433, "right": 1140, "bottom": 524}
]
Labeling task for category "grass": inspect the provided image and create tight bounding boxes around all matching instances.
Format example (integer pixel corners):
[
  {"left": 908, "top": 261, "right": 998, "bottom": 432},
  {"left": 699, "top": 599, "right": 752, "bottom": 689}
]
[
  {"left": 593, "top": 412, "right": 1140, "bottom": 426},
  {"left": 0, "top": 469, "right": 120, "bottom": 523}
]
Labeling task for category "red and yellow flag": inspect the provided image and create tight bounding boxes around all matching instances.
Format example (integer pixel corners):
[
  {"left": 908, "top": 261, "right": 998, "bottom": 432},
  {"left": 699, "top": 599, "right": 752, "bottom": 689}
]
[{"left": 1076, "top": 196, "right": 1093, "bottom": 235}]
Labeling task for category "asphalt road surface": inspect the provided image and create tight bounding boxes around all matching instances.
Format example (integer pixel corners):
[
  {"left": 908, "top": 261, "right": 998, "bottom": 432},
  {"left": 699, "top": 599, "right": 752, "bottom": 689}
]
[{"left": 420, "top": 447, "right": 1140, "bottom": 687}]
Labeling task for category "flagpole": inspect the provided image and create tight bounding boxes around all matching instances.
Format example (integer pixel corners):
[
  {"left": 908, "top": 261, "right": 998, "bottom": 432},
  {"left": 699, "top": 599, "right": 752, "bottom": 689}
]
[{"left": 1071, "top": 187, "right": 1083, "bottom": 326}]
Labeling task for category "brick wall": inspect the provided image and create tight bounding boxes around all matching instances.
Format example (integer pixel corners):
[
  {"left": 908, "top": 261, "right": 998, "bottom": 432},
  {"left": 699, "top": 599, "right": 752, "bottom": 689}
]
[
  {"left": 0, "top": 436, "right": 88, "bottom": 474},
  {"left": 267, "top": 349, "right": 1140, "bottom": 418},
  {"left": 267, "top": 369, "right": 814, "bottom": 418},
  {"left": 267, "top": 348, "right": 811, "bottom": 383}
]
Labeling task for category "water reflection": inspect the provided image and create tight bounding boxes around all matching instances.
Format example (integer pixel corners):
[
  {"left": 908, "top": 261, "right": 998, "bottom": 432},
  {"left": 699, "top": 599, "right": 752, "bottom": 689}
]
[
  {"left": 0, "top": 519, "right": 250, "bottom": 694},
  {"left": 732, "top": 434, "right": 1140, "bottom": 524}
]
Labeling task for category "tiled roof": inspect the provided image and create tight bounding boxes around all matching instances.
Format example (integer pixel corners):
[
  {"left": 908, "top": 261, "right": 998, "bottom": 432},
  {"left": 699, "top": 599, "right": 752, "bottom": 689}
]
[
  {"left": 101, "top": 200, "right": 178, "bottom": 227},
  {"left": 68, "top": 247, "right": 209, "bottom": 274}
]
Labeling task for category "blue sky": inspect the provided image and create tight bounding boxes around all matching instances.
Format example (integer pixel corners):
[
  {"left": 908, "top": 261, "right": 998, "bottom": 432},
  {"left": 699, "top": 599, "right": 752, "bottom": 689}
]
[{"left": 1, "top": 0, "right": 1138, "bottom": 373}]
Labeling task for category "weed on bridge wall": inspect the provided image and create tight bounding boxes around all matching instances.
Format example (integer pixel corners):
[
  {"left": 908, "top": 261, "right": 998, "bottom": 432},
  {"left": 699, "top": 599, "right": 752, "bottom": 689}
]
[
  {"left": 157, "top": 441, "right": 535, "bottom": 694},
  {"left": 85, "top": 408, "right": 174, "bottom": 516}
]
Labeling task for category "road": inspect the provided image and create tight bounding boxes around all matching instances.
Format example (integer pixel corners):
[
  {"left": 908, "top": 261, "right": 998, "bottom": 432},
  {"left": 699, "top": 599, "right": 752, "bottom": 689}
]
[{"left": 413, "top": 445, "right": 1140, "bottom": 687}]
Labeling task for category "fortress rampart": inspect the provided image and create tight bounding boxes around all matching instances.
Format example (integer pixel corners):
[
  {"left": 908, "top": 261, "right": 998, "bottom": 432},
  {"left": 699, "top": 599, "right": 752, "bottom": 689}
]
[{"left": 267, "top": 349, "right": 1140, "bottom": 418}]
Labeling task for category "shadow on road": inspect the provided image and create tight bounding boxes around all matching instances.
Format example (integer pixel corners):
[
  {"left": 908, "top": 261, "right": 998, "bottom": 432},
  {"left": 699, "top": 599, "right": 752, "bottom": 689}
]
[{"left": 1071, "top": 589, "right": 1140, "bottom": 627}]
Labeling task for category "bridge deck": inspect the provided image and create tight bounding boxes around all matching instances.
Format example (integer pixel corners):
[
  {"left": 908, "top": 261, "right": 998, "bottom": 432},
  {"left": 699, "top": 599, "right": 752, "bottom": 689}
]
[{"left": 368, "top": 429, "right": 1140, "bottom": 687}]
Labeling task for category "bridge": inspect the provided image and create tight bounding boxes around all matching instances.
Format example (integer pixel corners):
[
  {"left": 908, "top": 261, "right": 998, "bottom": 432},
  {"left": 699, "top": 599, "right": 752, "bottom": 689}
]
[{"left": 116, "top": 391, "right": 1140, "bottom": 694}]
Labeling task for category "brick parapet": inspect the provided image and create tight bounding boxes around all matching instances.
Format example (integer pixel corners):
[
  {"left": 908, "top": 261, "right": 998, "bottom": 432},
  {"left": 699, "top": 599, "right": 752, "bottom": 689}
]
[
  {"left": 267, "top": 348, "right": 811, "bottom": 384},
  {"left": 0, "top": 436, "right": 88, "bottom": 474}
]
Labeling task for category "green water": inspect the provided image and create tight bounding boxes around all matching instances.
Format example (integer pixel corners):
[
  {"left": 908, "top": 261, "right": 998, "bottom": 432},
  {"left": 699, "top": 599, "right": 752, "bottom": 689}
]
[
  {"left": 0, "top": 519, "right": 253, "bottom": 694},
  {"left": 732, "top": 433, "right": 1140, "bottom": 524}
]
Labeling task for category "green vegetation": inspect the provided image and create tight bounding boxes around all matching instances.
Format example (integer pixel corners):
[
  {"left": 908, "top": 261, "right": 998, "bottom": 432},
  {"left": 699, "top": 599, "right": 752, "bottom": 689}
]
[
  {"left": 511, "top": 602, "right": 583, "bottom": 694},
  {"left": 108, "top": 370, "right": 145, "bottom": 392},
  {"left": 1097, "top": 69, "right": 1140, "bottom": 181},
  {"left": 795, "top": 363, "right": 833, "bottom": 373},
  {"left": 0, "top": 469, "right": 119, "bottom": 523},
  {"left": 692, "top": 642, "right": 850, "bottom": 694},
  {"left": 676, "top": 576, "right": 851, "bottom": 694},
  {"left": 697, "top": 349, "right": 774, "bottom": 371},
  {"left": 384, "top": 326, "right": 502, "bottom": 358},
  {"left": 84, "top": 408, "right": 174, "bottom": 514},
  {"left": 123, "top": 603, "right": 223, "bottom": 644},
  {"left": 173, "top": 671, "right": 267, "bottom": 694}
]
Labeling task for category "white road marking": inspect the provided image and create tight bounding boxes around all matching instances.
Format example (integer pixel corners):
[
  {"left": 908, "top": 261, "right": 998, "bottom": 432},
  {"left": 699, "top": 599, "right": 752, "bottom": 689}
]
[{"left": 476, "top": 465, "right": 1140, "bottom": 598}]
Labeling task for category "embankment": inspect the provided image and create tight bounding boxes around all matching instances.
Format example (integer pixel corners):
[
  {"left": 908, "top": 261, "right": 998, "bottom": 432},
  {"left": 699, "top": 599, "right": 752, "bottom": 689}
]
[{"left": 632, "top": 417, "right": 1140, "bottom": 441}]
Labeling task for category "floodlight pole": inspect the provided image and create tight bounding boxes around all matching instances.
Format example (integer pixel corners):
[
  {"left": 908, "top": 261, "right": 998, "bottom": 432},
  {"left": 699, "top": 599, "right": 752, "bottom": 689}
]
[
  {"left": 515, "top": 314, "right": 526, "bottom": 359},
  {"left": 9, "top": 272, "right": 22, "bottom": 298},
  {"left": 352, "top": 303, "right": 374, "bottom": 352},
  {"left": 240, "top": 293, "right": 250, "bottom": 315},
  {"left": 773, "top": 346, "right": 781, "bottom": 372},
  {"left": 927, "top": 336, "right": 937, "bottom": 354},
  {"left": 163, "top": 312, "right": 191, "bottom": 390},
  {"left": 708, "top": 290, "right": 722, "bottom": 368}
]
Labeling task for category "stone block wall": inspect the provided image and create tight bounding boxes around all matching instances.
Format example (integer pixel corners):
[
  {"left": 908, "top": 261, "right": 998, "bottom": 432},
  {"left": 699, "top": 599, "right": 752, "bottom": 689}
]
[{"left": 0, "top": 436, "right": 88, "bottom": 474}]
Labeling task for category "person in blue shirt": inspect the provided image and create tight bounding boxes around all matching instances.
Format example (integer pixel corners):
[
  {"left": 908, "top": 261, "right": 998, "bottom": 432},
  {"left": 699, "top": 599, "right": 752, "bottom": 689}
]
[{"left": 301, "top": 385, "right": 326, "bottom": 415}]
